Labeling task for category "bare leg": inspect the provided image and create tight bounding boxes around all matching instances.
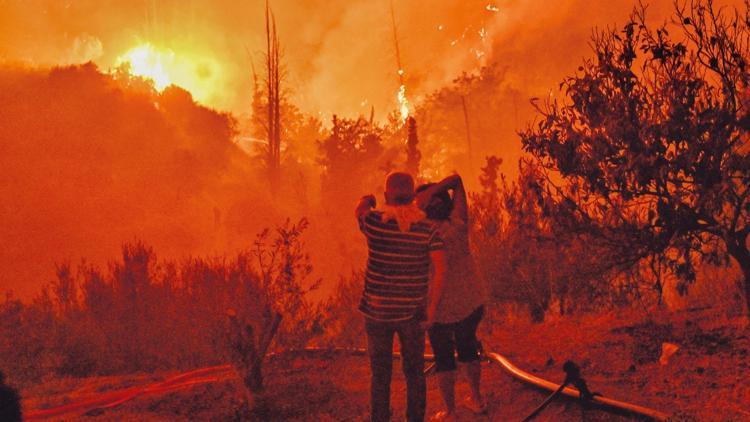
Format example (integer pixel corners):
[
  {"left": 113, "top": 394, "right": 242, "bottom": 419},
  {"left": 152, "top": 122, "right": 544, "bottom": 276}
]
[
  {"left": 461, "top": 360, "right": 485, "bottom": 410},
  {"left": 454, "top": 307, "right": 485, "bottom": 412},
  {"left": 437, "top": 370, "right": 456, "bottom": 414}
]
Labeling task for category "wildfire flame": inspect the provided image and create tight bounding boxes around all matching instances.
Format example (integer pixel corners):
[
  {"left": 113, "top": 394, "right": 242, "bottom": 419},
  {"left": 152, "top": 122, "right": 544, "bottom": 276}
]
[
  {"left": 396, "top": 67, "right": 409, "bottom": 122},
  {"left": 117, "top": 43, "right": 174, "bottom": 90},
  {"left": 116, "top": 43, "right": 223, "bottom": 104},
  {"left": 397, "top": 84, "right": 410, "bottom": 122}
]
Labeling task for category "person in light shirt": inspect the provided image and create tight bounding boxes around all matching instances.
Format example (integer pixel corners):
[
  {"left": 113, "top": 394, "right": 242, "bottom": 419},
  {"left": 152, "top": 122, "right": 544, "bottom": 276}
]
[{"left": 416, "top": 173, "right": 488, "bottom": 421}]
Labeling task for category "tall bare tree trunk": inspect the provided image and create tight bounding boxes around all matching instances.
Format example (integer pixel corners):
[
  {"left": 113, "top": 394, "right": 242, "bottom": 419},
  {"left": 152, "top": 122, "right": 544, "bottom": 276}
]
[{"left": 265, "top": 1, "right": 281, "bottom": 188}]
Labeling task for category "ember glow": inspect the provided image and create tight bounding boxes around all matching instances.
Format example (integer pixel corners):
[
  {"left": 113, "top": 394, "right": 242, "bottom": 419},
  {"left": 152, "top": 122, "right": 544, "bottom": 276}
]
[
  {"left": 117, "top": 44, "right": 172, "bottom": 89},
  {"left": 397, "top": 84, "right": 410, "bottom": 122}
]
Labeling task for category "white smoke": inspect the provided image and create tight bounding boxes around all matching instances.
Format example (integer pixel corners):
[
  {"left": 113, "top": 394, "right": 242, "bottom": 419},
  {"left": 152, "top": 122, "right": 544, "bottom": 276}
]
[{"left": 65, "top": 33, "right": 104, "bottom": 64}]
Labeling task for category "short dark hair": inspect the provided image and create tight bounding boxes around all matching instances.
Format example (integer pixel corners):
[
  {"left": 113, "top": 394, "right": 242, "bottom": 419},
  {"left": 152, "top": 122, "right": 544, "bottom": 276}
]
[
  {"left": 385, "top": 172, "right": 416, "bottom": 205},
  {"left": 416, "top": 183, "right": 453, "bottom": 220}
]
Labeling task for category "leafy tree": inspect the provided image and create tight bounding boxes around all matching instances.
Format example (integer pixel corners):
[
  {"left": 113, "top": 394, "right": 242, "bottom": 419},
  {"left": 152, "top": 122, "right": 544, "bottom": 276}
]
[
  {"left": 250, "top": 218, "right": 323, "bottom": 349},
  {"left": 317, "top": 115, "right": 393, "bottom": 209},
  {"left": 520, "top": 1, "right": 750, "bottom": 312},
  {"left": 320, "top": 272, "right": 366, "bottom": 348},
  {"left": 0, "top": 221, "right": 323, "bottom": 385},
  {"left": 471, "top": 157, "right": 612, "bottom": 320},
  {"left": 414, "top": 64, "right": 520, "bottom": 181}
]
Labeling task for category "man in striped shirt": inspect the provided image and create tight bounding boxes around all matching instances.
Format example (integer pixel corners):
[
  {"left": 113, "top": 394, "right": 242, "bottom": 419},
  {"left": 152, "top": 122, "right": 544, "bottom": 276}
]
[{"left": 355, "top": 171, "right": 446, "bottom": 422}]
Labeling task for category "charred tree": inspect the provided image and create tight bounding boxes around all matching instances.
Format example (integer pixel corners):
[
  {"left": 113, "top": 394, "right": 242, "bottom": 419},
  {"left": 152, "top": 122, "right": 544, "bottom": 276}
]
[
  {"left": 250, "top": 1, "right": 283, "bottom": 187},
  {"left": 265, "top": 1, "right": 281, "bottom": 186}
]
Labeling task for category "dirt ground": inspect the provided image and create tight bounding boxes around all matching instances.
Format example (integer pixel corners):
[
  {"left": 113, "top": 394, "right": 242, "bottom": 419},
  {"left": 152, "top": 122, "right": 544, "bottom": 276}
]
[
  {"left": 20, "top": 307, "right": 750, "bottom": 421},
  {"left": 487, "top": 307, "right": 750, "bottom": 422},
  {"left": 22, "top": 355, "right": 630, "bottom": 421}
]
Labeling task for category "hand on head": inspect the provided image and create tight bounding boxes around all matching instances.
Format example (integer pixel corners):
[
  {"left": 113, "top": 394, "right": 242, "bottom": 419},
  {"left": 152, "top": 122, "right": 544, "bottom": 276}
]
[
  {"left": 415, "top": 188, "right": 433, "bottom": 209},
  {"left": 416, "top": 182, "right": 454, "bottom": 220}
]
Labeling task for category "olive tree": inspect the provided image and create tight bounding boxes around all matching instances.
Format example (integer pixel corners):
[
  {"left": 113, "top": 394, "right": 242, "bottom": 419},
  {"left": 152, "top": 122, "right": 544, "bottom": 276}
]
[{"left": 521, "top": 1, "right": 750, "bottom": 312}]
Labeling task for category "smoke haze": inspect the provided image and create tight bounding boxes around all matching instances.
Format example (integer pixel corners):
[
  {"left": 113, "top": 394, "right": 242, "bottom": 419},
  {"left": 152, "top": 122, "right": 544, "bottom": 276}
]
[
  {"left": 0, "top": 1, "right": 682, "bottom": 116},
  {"left": 1, "top": 0, "right": 741, "bottom": 297}
]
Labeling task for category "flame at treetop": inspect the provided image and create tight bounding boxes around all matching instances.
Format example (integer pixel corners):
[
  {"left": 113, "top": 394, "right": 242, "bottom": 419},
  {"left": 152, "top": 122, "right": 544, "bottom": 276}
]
[
  {"left": 397, "top": 83, "right": 410, "bottom": 122},
  {"left": 116, "top": 43, "right": 224, "bottom": 104},
  {"left": 117, "top": 44, "right": 172, "bottom": 90}
]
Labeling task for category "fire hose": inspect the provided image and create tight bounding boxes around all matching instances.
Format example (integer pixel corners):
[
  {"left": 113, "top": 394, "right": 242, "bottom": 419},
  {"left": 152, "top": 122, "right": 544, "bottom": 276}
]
[
  {"left": 485, "top": 352, "right": 669, "bottom": 421},
  {"left": 270, "top": 347, "right": 669, "bottom": 421}
]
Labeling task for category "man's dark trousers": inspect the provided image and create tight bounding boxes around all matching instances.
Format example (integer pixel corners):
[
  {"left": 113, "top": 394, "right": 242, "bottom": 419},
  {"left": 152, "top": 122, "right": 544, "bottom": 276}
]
[{"left": 365, "top": 317, "right": 425, "bottom": 422}]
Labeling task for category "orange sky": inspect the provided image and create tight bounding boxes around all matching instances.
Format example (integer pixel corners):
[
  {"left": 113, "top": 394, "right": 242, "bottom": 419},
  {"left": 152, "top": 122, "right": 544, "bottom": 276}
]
[{"left": 0, "top": 0, "right": 684, "bottom": 118}]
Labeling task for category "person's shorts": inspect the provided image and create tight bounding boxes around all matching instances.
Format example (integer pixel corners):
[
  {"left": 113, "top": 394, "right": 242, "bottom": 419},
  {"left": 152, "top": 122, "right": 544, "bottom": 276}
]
[{"left": 427, "top": 305, "right": 485, "bottom": 372}]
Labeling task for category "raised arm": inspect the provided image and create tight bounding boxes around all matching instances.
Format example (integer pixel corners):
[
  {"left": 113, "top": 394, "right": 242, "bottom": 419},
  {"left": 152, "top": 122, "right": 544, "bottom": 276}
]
[
  {"left": 355, "top": 194, "right": 376, "bottom": 220},
  {"left": 415, "top": 174, "right": 462, "bottom": 210},
  {"left": 450, "top": 175, "right": 468, "bottom": 224}
]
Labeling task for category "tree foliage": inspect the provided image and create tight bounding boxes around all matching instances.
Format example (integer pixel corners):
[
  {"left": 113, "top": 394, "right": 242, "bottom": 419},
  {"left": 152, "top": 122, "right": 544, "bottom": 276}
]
[
  {"left": 317, "top": 115, "right": 396, "bottom": 208},
  {"left": 414, "top": 64, "right": 520, "bottom": 180},
  {"left": 0, "top": 220, "right": 322, "bottom": 385},
  {"left": 470, "top": 157, "right": 615, "bottom": 320},
  {"left": 520, "top": 0, "right": 750, "bottom": 312}
]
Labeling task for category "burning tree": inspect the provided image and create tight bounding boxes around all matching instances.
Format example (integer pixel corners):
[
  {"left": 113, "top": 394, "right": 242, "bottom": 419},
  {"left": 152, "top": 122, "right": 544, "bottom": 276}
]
[{"left": 521, "top": 1, "right": 750, "bottom": 312}]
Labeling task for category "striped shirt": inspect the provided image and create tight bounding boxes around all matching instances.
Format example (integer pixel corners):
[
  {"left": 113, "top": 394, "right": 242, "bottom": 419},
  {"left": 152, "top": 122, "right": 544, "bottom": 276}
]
[{"left": 358, "top": 210, "right": 444, "bottom": 322}]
